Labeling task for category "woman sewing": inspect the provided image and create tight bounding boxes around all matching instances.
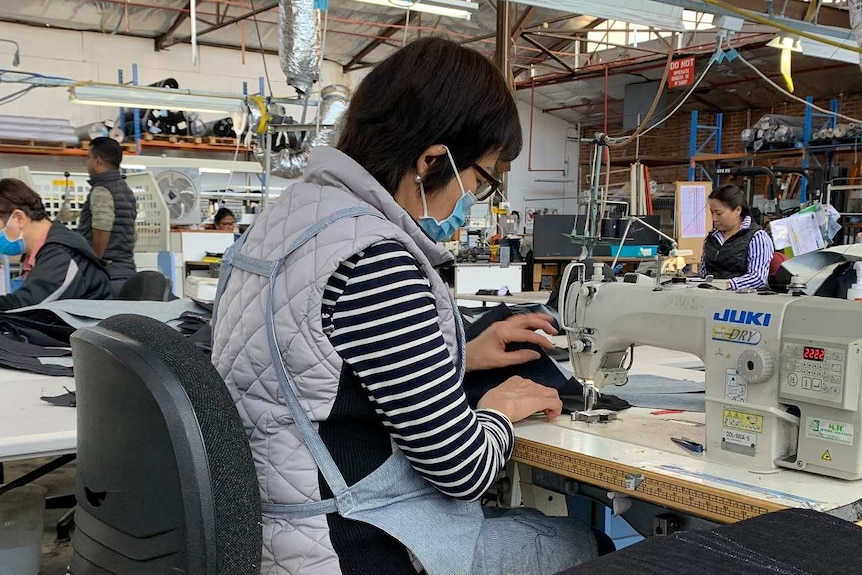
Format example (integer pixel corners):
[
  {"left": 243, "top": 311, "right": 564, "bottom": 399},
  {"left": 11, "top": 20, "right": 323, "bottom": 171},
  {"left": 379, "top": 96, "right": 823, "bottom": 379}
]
[
  {"left": 700, "top": 183, "right": 774, "bottom": 290},
  {"left": 213, "top": 38, "right": 601, "bottom": 575}
]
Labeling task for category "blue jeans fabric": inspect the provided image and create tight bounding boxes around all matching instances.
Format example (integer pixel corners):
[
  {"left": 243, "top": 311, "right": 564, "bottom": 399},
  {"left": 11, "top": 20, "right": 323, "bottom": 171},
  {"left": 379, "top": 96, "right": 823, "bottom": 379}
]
[{"left": 471, "top": 508, "right": 598, "bottom": 575}]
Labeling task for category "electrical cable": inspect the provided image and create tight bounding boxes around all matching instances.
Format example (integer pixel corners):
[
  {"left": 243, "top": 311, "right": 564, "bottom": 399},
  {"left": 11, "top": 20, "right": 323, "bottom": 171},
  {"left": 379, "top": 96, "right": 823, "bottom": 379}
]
[
  {"left": 625, "top": 47, "right": 720, "bottom": 140},
  {"left": 702, "top": 0, "right": 862, "bottom": 55},
  {"left": 0, "top": 86, "right": 36, "bottom": 106},
  {"left": 604, "top": 43, "right": 676, "bottom": 147},
  {"left": 248, "top": 0, "right": 274, "bottom": 97},
  {"left": 728, "top": 37, "right": 862, "bottom": 125}
]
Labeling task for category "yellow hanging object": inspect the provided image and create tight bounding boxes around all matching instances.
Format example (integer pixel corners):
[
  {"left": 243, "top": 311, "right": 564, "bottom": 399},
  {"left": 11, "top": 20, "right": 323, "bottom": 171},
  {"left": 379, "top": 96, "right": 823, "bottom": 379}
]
[{"left": 780, "top": 47, "right": 794, "bottom": 93}]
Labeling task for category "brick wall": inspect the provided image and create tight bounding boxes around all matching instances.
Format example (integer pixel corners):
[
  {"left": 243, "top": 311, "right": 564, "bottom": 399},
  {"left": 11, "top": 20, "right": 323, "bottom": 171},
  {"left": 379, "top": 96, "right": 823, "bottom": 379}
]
[{"left": 577, "top": 92, "right": 862, "bottom": 192}]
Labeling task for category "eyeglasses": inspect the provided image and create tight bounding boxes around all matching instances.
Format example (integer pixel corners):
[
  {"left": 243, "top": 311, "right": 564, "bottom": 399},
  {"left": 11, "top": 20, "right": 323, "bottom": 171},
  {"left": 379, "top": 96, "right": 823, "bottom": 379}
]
[{"left": 472, "top": 164, "right": 502, "bottom": 202}]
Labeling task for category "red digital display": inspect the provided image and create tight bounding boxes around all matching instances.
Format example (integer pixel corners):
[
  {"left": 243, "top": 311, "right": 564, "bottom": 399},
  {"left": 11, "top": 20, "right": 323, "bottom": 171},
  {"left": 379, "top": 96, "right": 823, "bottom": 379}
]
[{"left": 803, "top": 346, "right": 826, "bottom": 362}]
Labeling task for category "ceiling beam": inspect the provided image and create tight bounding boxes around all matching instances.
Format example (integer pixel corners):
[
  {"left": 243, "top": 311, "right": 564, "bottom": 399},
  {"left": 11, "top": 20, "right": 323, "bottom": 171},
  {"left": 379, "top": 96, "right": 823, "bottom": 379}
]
[
  {"left": 160, "top": 0, "right": 279, "bottom": 50},
  {"left": 659, "top": 0, "right": 851, "bottom": 40},
  {"left": 522, "top": 33, "right": 577, "bottom": 75},
  {"left": 154, "top": 0, "right": 193, "bottom": 52},
  {"left": 344, "top": 16, "right": 406, "bottom": 71},
  {"left": 511, "top": 5, "right": 535, "bottom": 40}
]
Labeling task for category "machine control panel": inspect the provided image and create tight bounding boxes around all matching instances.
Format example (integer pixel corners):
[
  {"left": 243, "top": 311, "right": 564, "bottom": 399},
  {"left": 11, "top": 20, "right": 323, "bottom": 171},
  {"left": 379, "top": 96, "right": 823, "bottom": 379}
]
[{"left": 780, "top": 338, "right": 862, "bottom": 410}]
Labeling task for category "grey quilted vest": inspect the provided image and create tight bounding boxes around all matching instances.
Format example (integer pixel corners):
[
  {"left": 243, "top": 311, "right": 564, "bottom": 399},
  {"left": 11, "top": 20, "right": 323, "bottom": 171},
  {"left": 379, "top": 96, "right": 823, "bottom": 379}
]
[{"left": 212, "top": 147, "right": 478, "bottom": 575}]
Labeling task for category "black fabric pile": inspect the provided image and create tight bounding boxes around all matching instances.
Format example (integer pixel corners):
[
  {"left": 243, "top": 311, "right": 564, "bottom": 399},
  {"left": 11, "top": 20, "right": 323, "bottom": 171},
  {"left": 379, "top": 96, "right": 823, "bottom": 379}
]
[
  {"left": 557, "top": 508, "right": 862, "bottom": 575},
  {"left": 0, "top": 334, "right": 72, "bottom": 376}
]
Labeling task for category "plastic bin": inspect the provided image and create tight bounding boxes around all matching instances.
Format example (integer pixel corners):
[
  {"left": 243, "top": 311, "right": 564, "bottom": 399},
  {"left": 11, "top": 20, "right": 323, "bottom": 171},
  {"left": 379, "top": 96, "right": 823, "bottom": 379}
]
[
  {"left": 0, "top": 485, "right": 46, "bottom": 575},
  {"left": 610, "top": 245, "right": 658, "bottom": 258}
]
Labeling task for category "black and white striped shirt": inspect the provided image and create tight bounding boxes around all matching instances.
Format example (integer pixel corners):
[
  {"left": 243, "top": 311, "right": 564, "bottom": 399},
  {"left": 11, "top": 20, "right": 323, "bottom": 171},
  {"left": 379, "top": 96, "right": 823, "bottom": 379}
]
[{"left": 321, "top": 240, "right": 513, "bottom": 501}]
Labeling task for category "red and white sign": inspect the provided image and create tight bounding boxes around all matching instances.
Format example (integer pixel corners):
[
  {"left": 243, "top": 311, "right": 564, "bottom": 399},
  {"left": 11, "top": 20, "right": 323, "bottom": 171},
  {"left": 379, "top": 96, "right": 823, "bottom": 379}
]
[{"left": 668, "top": 56, "right": 696, "bottom": 89}]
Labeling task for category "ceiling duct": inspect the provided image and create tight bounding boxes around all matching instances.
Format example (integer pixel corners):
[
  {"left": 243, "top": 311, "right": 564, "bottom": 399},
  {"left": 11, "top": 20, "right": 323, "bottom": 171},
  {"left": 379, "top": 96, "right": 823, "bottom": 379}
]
[
  {"left": 279, "top": 0, "right": 321, "bottom": 95},
  {"left": 850, "top": 0, "right": 862, "bottom": 73},
  {"left": 257, "top": 84, "right": 351, "bottom": 179}
]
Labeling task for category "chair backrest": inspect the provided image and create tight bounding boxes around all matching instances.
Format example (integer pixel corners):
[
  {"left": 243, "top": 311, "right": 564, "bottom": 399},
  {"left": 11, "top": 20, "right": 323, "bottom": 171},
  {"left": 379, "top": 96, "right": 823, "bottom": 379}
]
[
  {"left": 116, "top": 270, "right": 173, "bottom": 301},
  {"left": 69, "top": 314, "right": 261, "bottom": 575},
  {"left": 769, "top": 251, "right": 789, "bottom": 276}
]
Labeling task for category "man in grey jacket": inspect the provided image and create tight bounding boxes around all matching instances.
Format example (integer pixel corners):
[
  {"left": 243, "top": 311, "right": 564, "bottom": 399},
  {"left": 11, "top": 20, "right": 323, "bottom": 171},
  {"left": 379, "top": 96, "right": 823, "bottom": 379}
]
[{"left": 79, "top": 137, "right": 137, "bottom": 296}]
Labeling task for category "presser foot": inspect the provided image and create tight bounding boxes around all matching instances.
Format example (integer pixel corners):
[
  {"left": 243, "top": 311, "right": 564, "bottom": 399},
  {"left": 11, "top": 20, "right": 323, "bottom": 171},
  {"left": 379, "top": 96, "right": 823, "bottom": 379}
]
[{"left": 572, "top": 409, "right": 618, "bottom": 423}]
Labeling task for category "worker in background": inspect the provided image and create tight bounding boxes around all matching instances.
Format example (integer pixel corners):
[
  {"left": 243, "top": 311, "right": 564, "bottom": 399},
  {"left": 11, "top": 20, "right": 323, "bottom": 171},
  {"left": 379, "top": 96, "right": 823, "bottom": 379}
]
[
  {"left": 213, "top": 207, "right": 236, "bottom": 231},
  {"left": 213, "top": 38, "right": 601, "bottom": 575},
  {"left": 79, "top": 137, "right": 137, "bottom": 296},
  {"left": 700, "top": 183, "right": 774, "bottom": 290},
  {"left": 0, "top": 179, "right": 111, "bottom": 311}
]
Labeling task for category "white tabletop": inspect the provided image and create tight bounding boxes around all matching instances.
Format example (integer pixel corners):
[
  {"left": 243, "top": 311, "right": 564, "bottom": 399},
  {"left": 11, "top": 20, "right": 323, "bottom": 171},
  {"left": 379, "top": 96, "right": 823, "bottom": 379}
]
[
  {"left": 515, "top": 412, "right": 862, "bottom": 520},
  {"left": 0, "top": 368, "right": 76, "bottom": 463},
  {"left": 454, "top": 291, "right": 551, "bottom": 305},
  {"left": 513, "top": 346, "right": 862, "bottom": 522}
]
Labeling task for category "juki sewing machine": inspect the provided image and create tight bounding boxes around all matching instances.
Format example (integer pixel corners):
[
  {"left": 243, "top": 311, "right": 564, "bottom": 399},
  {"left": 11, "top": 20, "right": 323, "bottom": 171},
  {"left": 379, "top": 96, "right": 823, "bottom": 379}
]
[{"left": 560, "top": 263, "right": 862, "bottom": 480}]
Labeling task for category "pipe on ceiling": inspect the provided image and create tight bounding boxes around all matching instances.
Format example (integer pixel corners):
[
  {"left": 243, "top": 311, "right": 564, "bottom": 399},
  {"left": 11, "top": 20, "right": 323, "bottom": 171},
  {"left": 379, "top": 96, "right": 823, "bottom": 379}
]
[
  {"left": 256, "top": 84, "right": 351, "bottom": 179},
  {"left": 278, "top": 0, "right": 320, "bottom": 95}
]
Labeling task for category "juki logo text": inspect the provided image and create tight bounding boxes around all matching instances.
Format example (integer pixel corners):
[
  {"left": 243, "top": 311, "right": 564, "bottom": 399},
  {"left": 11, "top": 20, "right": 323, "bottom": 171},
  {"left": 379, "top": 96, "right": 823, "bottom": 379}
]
[{"left": 713, "top": 309, "right": 772, "bottom": 327}]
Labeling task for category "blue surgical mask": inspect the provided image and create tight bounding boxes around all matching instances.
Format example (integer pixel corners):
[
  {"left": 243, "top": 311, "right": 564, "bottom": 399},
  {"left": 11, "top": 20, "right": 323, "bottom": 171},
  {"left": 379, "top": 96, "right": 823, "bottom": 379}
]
[
  {"left": 417, "top": 147, "right": 478, "bottom": 243},
  {"left": 0, "top": 215, "right": 25, "bottom": 256}
]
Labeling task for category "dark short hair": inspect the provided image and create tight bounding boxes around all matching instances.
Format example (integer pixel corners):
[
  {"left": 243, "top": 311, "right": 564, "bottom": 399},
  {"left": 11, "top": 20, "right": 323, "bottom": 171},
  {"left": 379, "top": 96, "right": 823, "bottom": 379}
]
[
  {"left": 214, "top": 207, "right": 235, "bottom": 224},
  {"left": 337, "top": 37, "right": 522, "bottom": 196},
  {"left": 709, "top": 183, "right": 751, "bottom": 219},
  {"left": 89, "top": 137, "right": 123, "bottom": 168},
  {"left": 0, "top": 178, "right": 49, "bottom": 221}
]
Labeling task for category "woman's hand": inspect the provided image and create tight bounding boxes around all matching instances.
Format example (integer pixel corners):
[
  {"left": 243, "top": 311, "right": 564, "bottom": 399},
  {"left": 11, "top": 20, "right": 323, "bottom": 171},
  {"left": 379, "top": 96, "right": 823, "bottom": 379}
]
[
  {"left": 478, "top": 376, "right": 563, "bottom": 423},
  {"left": 465, "top": 313, "right": 557, "bottom": 372}
]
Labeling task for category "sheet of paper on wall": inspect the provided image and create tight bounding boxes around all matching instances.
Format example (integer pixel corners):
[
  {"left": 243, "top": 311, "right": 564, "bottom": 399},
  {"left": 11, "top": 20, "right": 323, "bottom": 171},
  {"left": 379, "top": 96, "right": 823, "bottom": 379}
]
[
  {"left": 679, "top": 185, "right": 708, "bottom": 239},
  {"left": 788, "top": 212, "right": 826, "bottom": 256}
]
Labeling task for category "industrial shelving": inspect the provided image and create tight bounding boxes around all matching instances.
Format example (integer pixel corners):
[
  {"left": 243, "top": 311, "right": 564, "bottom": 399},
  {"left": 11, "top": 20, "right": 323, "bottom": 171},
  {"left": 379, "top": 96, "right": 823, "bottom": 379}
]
[{"left": 689, "top": 99, "right": 862, "bottom": 205}]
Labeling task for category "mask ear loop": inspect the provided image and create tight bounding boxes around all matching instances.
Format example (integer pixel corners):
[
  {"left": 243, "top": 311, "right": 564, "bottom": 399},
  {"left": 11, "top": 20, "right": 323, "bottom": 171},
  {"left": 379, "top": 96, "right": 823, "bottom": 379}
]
[
  {"left": 442, "top": 145, "right": 471, "bottom": 196},
  {"left": 419, "top": 180, "right": 430, "bottom": 218}
]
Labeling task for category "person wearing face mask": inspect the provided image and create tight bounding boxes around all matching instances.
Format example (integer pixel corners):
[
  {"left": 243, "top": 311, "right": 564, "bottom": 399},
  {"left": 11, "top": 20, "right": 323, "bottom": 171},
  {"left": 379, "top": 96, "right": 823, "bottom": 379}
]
[
  {"left": 699, "top": 183, "right": 774, "bottom": 291},
  {"left": 212, "top": 38, "right": 601, "bottom": 575},
  {"left": 0, "top": 178, "right": 111, "bottom": 311}
]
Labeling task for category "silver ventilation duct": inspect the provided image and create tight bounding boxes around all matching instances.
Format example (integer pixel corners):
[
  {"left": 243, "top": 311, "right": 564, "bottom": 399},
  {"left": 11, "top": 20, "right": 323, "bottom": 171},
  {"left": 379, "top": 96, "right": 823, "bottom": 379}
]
[
  {"left": 851, "top": 1, "right": 862, "bottom": 74},
  {"left": 256, "top": 84, "right": 351, "bottom": 179},
  {"left": 279, "top": 0, "right": 321, "bottom": 96}
]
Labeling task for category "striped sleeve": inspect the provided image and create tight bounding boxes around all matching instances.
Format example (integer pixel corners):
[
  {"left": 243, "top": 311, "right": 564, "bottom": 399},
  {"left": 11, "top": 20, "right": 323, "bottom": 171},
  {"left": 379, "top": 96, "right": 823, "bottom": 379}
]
[
  {"left": 729, "top": 230, "right": 774, "bottom": 291},
  {"left": 321, "top": 240, "right": 513, "bottom": 501}
]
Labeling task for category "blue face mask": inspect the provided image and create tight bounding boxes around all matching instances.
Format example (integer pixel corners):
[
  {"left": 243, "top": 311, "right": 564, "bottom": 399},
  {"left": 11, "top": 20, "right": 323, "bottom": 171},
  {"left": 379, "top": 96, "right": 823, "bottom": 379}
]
[
  {"left": 417, "top": 147, "right": 478, "bottom": 243},
  {"left": 0, "top": 215, "right": 26, "bottom": 256}
]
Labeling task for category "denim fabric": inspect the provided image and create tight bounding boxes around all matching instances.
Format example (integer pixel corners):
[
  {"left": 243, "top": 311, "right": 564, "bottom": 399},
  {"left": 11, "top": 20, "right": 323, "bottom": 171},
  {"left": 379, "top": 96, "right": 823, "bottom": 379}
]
[
  {"left": 557, "top": 508, "right": 862, "bottom": 575},
  {"left": 472, "top": 508, "right": 598, "bottom": 575}
]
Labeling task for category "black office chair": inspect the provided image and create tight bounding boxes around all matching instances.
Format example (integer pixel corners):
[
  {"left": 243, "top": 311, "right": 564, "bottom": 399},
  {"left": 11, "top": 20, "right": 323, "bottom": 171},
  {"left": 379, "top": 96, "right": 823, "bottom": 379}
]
[
  {"left": 68, "top": 314, "right": 261, "bottom": 575},
  {"left": 116, "top": 271, "right": 174, "bottom": 301}
]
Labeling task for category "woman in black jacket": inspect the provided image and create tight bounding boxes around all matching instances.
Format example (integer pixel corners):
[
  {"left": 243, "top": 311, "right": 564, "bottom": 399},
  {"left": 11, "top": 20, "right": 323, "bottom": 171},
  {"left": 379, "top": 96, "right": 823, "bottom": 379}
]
[{"left": 0, "top": 178, "right": 112, "bottom": 310}]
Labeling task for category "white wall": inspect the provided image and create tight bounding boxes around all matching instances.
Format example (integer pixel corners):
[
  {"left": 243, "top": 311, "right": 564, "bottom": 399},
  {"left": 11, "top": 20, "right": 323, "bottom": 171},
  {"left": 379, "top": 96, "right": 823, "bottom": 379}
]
[
  {"left": 0, "top": 21, "right": 346, "bottom": 127},
  {"left": 0, "top": 21, "right": 574, "bottom": 222},
  {"left": 507, "top": 101, "right": 576, "bottom": 224}
]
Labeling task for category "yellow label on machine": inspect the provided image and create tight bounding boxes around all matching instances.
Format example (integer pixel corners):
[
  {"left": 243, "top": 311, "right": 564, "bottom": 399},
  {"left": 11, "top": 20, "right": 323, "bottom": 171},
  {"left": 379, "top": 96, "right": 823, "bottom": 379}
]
[
  {"left": 723, "top": 409, "right": 764, "bottom": 434},
  {"left": 53, "top": 179, "right": 75, "bottom": 187},
  {"left": 822, "top": 450, "right": 832, "bottom": 462}
]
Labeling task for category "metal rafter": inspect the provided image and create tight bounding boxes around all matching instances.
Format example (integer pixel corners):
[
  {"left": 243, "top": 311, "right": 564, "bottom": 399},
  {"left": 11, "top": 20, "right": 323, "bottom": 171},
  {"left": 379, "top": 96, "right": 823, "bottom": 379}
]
[
  {"left": 154, "top": 0, "right": 193, "bottom": 51},
  {"left": 159, "top": 0, "right": 278, "bottom": 50},
  {"left": 521, "top": 33, "right": 577, "bottom": 75},
  {"left": 344, "top": 16, "right": 408, "bottom": 71}
]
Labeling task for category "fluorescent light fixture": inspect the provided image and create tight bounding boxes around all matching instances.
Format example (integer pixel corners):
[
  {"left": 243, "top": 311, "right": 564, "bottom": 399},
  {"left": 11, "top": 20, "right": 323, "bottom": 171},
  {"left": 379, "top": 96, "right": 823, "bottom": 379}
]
[
  {"left": 351, "top": 0, "right": 476, "bottom": 20},
  {"left": 70, "top": 83, "right": 246, "bottom": 114},
  {"left": 799, "top": 37, "right": 860, "bottom": 65},
  {"left": 199, "top": 167, "right": 232, "bottom": 174},
  {"left": 767, "top": 35, "right": 802, "bottom": 53},
  {"left": 513, "top": 0, "right": 685, "bottom": 31},
  {"left": 121, "top": 163, "right": 147, "bottom": 170}
]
